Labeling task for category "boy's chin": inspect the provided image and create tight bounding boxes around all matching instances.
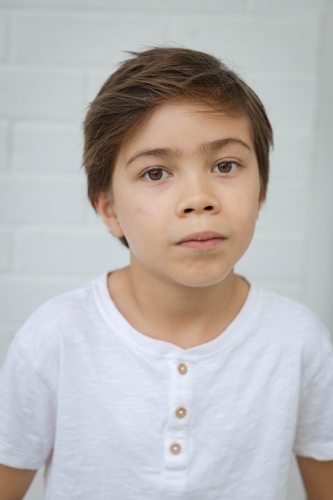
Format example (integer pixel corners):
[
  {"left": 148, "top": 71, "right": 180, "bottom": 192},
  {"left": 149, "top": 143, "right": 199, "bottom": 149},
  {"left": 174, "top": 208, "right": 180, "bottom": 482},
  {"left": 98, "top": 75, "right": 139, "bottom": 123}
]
[
  {"left": 131, "top": 253, "right": 238, "bottom": 289},
  {"left": 167, "top": 267, "right": 236, "bottom": 289}
]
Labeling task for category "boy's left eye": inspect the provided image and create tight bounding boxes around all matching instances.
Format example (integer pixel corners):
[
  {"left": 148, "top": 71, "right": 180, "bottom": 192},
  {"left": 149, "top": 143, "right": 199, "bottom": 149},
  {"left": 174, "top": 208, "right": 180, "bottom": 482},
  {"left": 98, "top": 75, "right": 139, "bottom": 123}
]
[{"left": 213, "top": 161, "right": 239, "bottom": 174}]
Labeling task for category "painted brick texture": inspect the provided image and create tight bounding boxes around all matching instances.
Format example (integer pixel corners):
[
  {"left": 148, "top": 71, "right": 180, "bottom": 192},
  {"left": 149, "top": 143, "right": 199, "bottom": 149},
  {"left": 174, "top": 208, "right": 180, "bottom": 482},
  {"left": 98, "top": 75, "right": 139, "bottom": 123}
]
[
  {"left": 12, "top": 123, "right": 83, "bottom": 173},
  {"left": 0, "top": 68, "right": 84, "bottom": 119},
  {"left": 0, "top": 175, "right": 86, "bottom": 223}
]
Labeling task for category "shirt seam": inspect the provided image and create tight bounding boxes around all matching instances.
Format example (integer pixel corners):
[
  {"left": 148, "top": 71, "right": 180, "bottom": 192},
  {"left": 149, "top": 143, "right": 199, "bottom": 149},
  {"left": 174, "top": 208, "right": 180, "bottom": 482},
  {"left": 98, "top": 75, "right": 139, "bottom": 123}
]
[
  {"left": 302, "top": 347, "right": 333, "bottom": 395},
  {"left": 0, "top": 445, "right": 42, "bottom": 464},
  {"left": 14, "top": 337, "right": 57, "bottom": 396}
]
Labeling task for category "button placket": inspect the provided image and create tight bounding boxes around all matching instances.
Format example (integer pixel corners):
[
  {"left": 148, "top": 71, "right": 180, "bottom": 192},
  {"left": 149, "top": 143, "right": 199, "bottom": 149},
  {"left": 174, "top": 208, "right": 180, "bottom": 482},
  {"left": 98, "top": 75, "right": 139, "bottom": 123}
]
[{"left": 162, "top": 358, "right": 194, "bottom": 484}]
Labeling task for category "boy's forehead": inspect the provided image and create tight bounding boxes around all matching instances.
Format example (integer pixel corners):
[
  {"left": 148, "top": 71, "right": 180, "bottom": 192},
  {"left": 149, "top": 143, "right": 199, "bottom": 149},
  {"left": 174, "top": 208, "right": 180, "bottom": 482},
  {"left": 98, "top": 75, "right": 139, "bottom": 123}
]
[{"left": 118, "top": 100, "right": 254, "bottom": 164}]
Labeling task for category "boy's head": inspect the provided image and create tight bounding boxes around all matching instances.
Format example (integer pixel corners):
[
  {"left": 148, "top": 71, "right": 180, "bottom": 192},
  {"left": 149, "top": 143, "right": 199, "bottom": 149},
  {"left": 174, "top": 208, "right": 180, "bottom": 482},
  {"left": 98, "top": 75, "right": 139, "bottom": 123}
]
[{"left": 83, "top": 47, "right": 273, "bottom": 248}]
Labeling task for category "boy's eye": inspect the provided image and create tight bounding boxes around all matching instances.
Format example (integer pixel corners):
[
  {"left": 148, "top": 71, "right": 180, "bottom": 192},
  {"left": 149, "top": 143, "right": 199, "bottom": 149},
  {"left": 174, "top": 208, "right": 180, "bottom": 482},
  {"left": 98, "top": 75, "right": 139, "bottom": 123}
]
[
  {"left": 213, "top": 161, "right": 238, "bottom": 174},
  {"left": 143, "top": 168, "right": 168, "bottom": 181}
]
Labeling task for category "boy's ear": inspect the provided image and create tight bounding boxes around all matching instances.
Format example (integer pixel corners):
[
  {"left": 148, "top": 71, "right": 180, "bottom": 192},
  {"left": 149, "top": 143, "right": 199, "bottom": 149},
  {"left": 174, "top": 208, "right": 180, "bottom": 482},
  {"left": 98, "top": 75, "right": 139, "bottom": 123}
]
[{"left": 94, "top": 192, "right": 125, "bottom": 239}]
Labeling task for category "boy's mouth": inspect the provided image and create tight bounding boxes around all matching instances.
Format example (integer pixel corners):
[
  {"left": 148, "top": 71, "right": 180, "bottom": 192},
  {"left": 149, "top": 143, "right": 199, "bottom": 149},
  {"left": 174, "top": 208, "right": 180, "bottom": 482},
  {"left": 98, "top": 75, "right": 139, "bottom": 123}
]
[{"left": 177, "top": 231, "right": 226, "bottom": 250}]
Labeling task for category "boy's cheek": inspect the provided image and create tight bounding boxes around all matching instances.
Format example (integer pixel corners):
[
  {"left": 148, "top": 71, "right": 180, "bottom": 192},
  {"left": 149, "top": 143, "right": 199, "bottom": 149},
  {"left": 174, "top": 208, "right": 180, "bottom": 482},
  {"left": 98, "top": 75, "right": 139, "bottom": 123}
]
[
  {"left": 228, "top": 193, "right": 260, "bottom": 220},
  {"left": 135, "top": 206, "right": 153, "bottom": 217}
]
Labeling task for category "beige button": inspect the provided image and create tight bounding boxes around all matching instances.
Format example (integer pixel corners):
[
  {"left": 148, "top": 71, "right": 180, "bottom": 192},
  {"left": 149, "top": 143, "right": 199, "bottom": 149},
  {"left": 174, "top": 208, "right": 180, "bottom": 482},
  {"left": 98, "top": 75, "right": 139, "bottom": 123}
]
[
  {"left": 175, "top": 407, "right": 187, "bottom": 419},
  {"left": 177, "top": 363, "right": 187, "bottom": 375},
  {"left": 170, "top": 443, "right": 182, "bottom": 455}
]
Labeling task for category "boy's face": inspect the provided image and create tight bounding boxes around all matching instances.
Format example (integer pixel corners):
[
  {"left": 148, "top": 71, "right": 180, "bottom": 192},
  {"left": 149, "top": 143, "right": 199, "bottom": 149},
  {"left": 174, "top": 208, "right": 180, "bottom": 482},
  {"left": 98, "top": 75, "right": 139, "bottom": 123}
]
[{"left": 96, "top": 100, "right": 262, "bottom": 288}]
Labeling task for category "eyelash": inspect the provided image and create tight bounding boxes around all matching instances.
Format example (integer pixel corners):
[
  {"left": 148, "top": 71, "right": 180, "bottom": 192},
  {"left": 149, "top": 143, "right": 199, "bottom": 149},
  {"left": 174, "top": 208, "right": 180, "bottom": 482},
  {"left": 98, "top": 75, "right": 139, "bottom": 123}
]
[{"left": 141, "top": 160, "right": 240, "bottom": 181}]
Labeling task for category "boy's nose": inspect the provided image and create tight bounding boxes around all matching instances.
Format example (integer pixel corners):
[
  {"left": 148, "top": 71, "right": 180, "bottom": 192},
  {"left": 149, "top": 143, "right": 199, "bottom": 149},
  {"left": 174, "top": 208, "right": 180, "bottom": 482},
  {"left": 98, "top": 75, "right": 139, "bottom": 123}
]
[{"left": 176, "top": 186, "right": 220, "bottom": 217}]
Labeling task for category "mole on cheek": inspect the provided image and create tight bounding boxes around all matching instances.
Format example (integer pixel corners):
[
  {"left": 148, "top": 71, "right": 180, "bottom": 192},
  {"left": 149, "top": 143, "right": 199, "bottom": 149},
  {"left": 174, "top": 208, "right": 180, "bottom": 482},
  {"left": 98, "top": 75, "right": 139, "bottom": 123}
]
[{"left": 136, "top": 206, "right": 152, "bottom": 217}]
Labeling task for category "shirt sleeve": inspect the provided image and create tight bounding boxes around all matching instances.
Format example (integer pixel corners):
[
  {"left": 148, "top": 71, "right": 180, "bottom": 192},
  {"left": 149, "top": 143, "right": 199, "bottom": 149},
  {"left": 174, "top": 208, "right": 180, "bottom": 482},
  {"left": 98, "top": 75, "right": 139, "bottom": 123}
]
[
  {"left": 293, "top": 337, "right": 333, "bottom": 460},
  {"left": 0, "top": 337, "right": 56, "bottom": 469}
]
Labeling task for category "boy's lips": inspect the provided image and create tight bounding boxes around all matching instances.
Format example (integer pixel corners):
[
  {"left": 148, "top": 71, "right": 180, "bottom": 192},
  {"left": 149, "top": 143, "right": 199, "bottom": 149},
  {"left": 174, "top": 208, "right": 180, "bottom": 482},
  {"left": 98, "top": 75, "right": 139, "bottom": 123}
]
[{"left": 176, "top": 231, "right": 226, "bottom": 250}]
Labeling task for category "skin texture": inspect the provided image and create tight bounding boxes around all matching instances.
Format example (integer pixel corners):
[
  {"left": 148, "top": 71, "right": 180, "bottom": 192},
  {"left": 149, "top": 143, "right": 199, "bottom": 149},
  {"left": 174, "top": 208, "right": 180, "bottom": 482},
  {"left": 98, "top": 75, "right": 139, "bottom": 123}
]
[
  {"left": 96, "top": 100, "right": 262, "bottom": 348},
  {"left": 101, "top": 102, "right": 262, "bottom": 289},
  {"left": 297, "top": 457, "right": 333, "bottom": 500},
  {"left": 0, "top": 464, "right": 36, "bottom": 500}
]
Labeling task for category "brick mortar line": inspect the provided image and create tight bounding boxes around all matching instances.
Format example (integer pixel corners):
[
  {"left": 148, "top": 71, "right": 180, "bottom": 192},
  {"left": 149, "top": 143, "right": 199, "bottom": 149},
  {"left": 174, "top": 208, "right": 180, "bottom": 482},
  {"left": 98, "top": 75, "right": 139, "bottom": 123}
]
[
  {"left": 0, "top": 171, "right": 85, "bottom": 180},
  {"left": 0, "top": 6, "right": 322, "bottom": 21}
]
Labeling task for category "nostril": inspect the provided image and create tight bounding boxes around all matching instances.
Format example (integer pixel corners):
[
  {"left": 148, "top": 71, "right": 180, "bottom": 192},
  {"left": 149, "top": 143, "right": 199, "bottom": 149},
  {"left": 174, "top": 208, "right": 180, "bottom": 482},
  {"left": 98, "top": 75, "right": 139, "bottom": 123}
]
[
  {"left": 204, "top": 206, "right": 213, "bottom": 211},
  {"left": 184, "top": 208, "right": 194, "bottom": 213}
]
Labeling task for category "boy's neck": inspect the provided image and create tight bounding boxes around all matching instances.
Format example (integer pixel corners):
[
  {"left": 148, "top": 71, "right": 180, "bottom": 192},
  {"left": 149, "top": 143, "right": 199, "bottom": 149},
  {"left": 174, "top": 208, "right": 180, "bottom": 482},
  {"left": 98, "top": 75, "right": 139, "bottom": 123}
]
[{"left": 107, "top": 264, "right": 249, "bottom": 349}]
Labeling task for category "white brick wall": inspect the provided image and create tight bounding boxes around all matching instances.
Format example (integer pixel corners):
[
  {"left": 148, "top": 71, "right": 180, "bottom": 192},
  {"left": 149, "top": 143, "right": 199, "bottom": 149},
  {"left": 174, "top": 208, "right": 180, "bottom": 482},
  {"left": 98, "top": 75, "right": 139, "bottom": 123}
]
[
  {"left": 0, "top": 0, "right": 244, "bottom": 10},
  {"left": 12, "top": 122, "right": 83, "bottom": 173},
  {"left": 15, "top": 227, "right": 129, "bottom": 275},
  {"left": 0, "top": 67, "right": 85, "bottom": 119},
  {"left": 0, "top": 227, "right": 10, "bottom": 270},
  {"left": 0, "top": 175, "right": 86, "bottom": 223},
  {"left": 169, "top": 17, "right": 320, "bottom": 72},
  {"left": 1, "top": 1, "right": 331, "bottom": 498},
  {"left": 248, "top": 75, "right": 317, "bottom": 132},
  {"left": 10, "top": 13, "right": 171, "bottom": 65},
  {"left": 0, "top": 15, "right": 6, "bottom": 59},
  {"left": 237, "top": 234, "right": 305, "bottom": 280},
  {"left": 269, "top": 133, "right": 313, "bottom": 181},
  {"left": 250, "top": 0, "right": 323, "bottom": 13},
  {"left": 0, "top": 121, "right": 7, "bottom": 169},
  {"left": 257, "top": 184, "right": 310, "bottom": 232}
]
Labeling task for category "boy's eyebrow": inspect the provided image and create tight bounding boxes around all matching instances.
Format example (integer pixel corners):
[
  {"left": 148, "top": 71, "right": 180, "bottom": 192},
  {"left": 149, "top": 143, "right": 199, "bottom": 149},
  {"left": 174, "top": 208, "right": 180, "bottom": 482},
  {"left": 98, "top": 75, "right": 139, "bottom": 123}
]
[
  {"left": 125, "top": 147, "right": 181, "bottom": 167},
  {"left": 125, "top": 138, "right": 251, "bottom": 167},
  {"left": 199, "top": 138, "right": 252, "bottom": 154}
]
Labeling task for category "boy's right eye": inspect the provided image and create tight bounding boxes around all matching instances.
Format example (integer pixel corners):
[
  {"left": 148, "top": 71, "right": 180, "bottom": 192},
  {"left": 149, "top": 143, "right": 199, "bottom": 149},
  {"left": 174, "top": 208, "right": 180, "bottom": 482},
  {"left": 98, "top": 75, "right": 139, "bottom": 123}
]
[{"left": 142, "top": 168, "right": 169, "bottom": 181}]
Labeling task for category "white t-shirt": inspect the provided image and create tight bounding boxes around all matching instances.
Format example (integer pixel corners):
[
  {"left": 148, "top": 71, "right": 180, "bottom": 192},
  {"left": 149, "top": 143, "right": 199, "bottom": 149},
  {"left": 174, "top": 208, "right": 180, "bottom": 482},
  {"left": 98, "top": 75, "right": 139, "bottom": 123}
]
[{"left": 0, "top": 273, "right": 333, "bottom": 500}]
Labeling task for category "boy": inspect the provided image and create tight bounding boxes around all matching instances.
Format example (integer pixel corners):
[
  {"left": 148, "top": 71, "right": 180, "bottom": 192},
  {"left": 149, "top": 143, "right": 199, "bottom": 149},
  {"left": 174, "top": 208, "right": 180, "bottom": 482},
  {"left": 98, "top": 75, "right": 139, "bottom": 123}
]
[{"left": 0, "top": 47, "right": 333, "bottom": 500}]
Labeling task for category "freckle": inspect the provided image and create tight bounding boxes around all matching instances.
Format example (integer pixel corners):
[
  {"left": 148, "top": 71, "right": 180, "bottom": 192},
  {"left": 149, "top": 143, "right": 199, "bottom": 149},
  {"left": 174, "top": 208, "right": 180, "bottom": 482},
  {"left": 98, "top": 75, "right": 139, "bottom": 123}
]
[{"left": 136, "top": 206, "right": 151, "bottom": 216}]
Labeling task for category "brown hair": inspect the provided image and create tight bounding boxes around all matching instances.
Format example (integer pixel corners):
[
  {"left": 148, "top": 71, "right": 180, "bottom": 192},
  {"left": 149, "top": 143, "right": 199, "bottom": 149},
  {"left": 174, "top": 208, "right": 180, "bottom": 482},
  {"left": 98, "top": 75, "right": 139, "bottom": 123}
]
[{"left": 83, "top": 47, "right": 273, "bottom": 247}]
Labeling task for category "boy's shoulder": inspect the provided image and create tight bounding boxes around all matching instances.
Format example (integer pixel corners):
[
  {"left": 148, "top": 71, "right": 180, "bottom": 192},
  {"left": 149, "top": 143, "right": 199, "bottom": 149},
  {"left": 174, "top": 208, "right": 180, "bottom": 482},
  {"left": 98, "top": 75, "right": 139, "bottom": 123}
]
[
  {"left": 0, "top": 276, "right": 103, "bottom": 394},
  {"left": 15, "top": 274, "right": 104, "bottom": 355},
  {"left": 258, "top": 285, "right": 325, "bottom": 327},
  {"left": 254, "top": 284, "right": 332, "bottom": 353}
]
